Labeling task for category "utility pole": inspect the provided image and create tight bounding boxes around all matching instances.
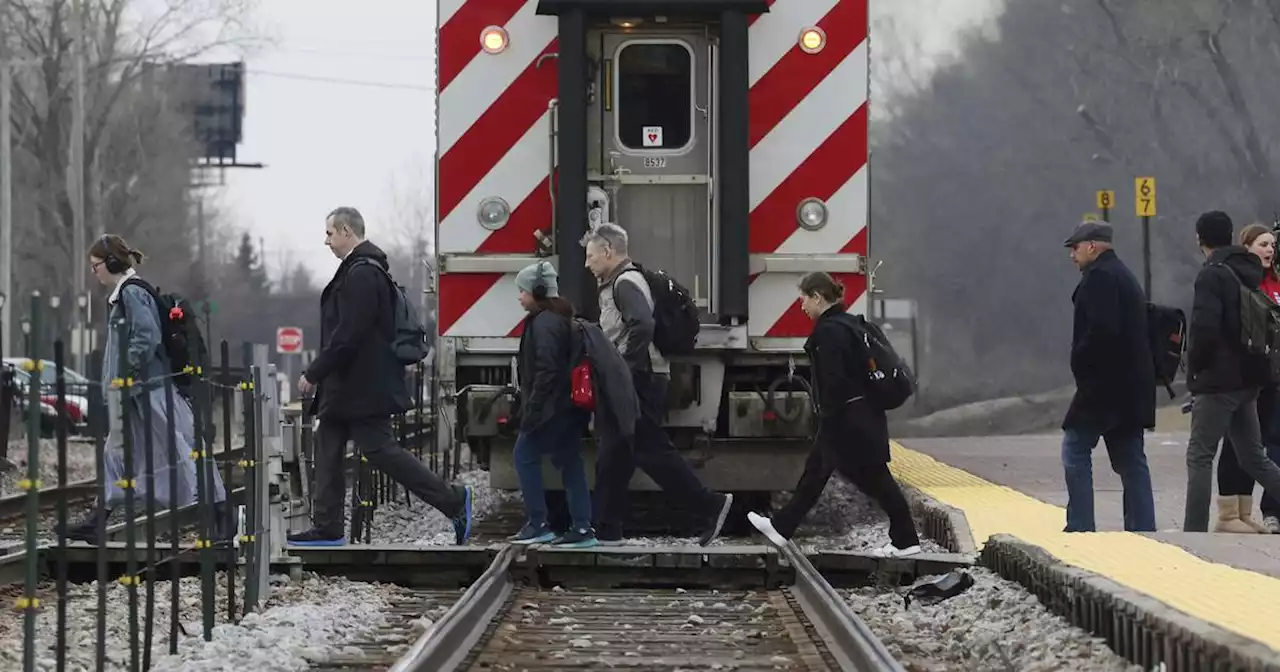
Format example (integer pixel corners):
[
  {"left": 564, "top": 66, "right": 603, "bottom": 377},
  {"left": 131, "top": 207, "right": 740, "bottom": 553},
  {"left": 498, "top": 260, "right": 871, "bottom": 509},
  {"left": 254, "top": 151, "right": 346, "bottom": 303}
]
[
  {"left": 70, "top": 0, "right": 88, "bottom": 373},
  {"left": 1, "top": 50, "right": 12, "bottom": 358},
  {"left": 196, "top": 196, "right": 205, "bottom": 290}
]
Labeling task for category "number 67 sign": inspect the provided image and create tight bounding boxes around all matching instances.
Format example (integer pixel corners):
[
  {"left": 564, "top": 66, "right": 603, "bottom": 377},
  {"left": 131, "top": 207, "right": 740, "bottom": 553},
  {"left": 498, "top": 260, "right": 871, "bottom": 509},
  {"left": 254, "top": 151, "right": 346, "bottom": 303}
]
[{"left": 1134, "top": 177, "right": 1156, "bottom": 218}]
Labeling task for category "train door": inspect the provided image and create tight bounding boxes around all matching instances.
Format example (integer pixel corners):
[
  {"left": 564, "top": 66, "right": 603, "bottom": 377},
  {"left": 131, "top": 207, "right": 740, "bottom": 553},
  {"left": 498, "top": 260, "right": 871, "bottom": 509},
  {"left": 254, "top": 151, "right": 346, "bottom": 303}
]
[{"left": 587, "top": 28, "right": 716, "bottom": 317}]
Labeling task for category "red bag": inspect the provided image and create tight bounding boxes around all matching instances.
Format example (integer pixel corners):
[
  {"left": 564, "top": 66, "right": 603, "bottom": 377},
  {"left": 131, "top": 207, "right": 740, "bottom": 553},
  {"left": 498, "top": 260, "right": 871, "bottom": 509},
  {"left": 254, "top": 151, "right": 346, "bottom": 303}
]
[{"left": 571, "top": 360, "right": 595, "bottom": 411}]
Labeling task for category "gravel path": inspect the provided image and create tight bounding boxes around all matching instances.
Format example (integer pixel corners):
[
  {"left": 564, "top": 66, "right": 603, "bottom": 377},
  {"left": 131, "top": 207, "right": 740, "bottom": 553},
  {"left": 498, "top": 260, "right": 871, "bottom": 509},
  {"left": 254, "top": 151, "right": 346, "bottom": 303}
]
[
  {"left": 846, "top": 567, "right": 1141, "bottom": 671},
  {"left": 1, "top": 439, "right": 97, "bottom": 496},
  {"left": 0, "top": 572, "right": 408, "bottom": 672}
]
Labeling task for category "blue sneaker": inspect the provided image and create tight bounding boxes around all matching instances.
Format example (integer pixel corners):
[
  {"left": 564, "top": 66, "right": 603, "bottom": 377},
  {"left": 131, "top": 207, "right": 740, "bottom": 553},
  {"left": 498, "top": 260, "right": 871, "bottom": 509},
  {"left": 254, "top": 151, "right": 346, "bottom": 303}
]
[
  {"left": 452, "top": 486, "right": 474, "bottom": 545},
  {"left": 507, "top": 522, "right": 556, "bottom": 545},
  {"left": 551, "top": 527, "right": 598, "bottom": 549}
]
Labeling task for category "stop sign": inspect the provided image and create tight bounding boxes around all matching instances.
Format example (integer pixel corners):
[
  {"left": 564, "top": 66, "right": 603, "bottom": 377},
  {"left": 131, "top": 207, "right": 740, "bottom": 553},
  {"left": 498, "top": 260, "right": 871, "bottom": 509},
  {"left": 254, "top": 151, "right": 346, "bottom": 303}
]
[{"left": 276, "top": 326, "right": 304, "bottom": 354}]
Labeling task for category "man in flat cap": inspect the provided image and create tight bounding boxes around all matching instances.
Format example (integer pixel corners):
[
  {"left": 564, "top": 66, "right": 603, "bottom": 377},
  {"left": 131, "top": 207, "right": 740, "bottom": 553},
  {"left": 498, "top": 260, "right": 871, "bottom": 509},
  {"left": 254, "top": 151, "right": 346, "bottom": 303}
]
[{"left": 1060, "top": 219, "right": 1157, "bottom": 532}]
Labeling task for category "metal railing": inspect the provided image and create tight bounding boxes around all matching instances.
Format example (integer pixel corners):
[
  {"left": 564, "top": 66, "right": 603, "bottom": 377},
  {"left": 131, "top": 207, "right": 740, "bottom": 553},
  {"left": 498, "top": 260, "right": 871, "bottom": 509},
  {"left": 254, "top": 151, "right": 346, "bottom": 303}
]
[{"left": 6, "top": 293, "right": 272, "bottom": 672}]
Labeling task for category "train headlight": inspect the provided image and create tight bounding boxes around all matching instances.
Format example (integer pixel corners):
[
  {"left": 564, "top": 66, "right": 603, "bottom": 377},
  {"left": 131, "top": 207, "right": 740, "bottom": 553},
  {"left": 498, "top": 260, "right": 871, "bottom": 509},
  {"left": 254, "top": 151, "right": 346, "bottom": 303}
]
[
  {"left": 480, "top": 26, "right": 509, "bottom": 54},
  {"left": 799, "top": 27, "right": 826, "bottom": 54},
  {"left": 796, "top": 198, "right": 828, "bottom": 231},
  {"left": 477, "top": 197, "right": 511, "bottom": 230}
]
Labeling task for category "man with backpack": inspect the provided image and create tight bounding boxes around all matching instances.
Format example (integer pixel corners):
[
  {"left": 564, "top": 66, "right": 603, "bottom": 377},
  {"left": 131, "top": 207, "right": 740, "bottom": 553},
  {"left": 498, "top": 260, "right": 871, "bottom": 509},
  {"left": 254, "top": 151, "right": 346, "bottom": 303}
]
[
  {"left": 1060, "top": 220, "right": 1157, "bottom": 532},
  {"left": 289, "top": 207, "right": 474, "bottom": 546},
  {"left": 1183, "top": 211, "right": 1280, "bottom": 532},
  {"left": 581, "top": 223, "right": 734, "bottom": 546}
]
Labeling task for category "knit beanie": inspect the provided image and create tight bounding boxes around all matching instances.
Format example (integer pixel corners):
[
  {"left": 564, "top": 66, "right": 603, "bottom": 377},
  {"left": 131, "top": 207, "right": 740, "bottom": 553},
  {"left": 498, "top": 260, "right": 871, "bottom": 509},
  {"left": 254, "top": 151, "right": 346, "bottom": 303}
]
[
  {"left": 1196, "top": 210, "right": 1234, "bottom": 248},
  {"left": 515, "top": 261, "right": 559, "bottom": 298}
]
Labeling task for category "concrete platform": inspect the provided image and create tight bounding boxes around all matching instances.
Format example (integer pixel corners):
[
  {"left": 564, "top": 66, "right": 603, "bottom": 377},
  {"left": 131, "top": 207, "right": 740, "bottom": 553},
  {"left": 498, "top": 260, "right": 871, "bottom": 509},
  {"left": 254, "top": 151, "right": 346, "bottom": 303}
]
[
  {"left": 901, "top": 431, "right": 1280, "bottom": 579},
  {"left": 1141, "top": 532, "right": 1280, "bottom": 580},
  {"left": 889, "top": 436, "right": 1280, "bottom": 665}
]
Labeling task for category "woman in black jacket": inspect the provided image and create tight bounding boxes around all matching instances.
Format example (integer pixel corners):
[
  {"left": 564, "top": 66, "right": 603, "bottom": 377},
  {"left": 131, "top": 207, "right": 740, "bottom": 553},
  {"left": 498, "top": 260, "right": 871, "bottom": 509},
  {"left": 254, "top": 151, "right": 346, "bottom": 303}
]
[
  {"left": 507, "top": 261, "right": 596, "bottom": 548},
  {"left": 747, "top": 272, "right": 922, "bottom": 557}
]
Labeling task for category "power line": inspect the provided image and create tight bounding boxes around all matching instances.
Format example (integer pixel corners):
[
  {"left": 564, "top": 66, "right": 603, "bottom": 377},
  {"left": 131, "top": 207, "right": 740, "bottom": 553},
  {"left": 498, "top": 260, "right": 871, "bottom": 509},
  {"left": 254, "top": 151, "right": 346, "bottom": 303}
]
[
  {"left": 271, "top": 46, "right": 435, "bottom": 62},
  {"left": 248, "top": 68, "right": 433, "bottom": 92}
]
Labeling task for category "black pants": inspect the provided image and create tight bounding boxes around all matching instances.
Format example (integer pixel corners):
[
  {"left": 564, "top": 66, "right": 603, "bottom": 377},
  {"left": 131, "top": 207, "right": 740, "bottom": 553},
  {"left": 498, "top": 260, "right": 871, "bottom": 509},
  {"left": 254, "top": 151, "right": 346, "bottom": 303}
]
[
  {"left": 1217, "top": 385, "right": 1280, "bottom": 517},
  {"left": 313, "top": 415, "right": 464, "bottom": 534},
  {"left": 594, "top": 371, "right": 718, "bottom": 535},
  {"left": 771, "top": 441, "right": 920, "bottom": 550}
]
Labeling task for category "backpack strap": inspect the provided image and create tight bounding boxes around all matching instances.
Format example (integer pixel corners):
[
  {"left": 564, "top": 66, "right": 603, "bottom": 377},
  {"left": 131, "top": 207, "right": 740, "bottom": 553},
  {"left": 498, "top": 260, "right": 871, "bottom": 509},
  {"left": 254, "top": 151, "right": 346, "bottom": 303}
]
[
  {"left": 1213, "top": 261, "right": 1262, "bottom": 293},
  {"left": 609, "top": 266, "right": 653, "bottom": 310}
]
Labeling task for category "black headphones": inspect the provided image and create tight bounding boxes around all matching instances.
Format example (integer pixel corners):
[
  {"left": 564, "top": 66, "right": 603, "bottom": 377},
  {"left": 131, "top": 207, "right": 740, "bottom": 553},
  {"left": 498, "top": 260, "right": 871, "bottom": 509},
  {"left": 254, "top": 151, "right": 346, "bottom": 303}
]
[
  {"left": 99, "top": 235, "right": 128, "bottom": 274},
  {"left": 530, "top": 261, "right": 550, "bottom": 299}
]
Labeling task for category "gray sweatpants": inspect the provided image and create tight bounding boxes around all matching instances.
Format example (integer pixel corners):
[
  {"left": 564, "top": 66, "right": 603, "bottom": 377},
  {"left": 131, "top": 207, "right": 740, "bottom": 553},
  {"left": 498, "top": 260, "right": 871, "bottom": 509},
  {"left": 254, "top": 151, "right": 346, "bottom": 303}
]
[{"left": 1184, "top": 389, "right": 1280, "bottom": 531}]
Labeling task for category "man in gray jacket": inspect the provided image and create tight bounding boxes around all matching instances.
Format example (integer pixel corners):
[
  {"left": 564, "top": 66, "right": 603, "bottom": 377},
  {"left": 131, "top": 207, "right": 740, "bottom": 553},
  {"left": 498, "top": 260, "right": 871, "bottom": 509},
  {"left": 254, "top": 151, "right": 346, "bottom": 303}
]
[{"left": 581, "top": 224, "right": 733, "bottom": 546}]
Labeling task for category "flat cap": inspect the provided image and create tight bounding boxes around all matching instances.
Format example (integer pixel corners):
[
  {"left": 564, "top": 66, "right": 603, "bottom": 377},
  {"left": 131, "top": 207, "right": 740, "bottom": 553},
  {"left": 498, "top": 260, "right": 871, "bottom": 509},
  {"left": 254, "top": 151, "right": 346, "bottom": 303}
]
[{"left": 1064, "top": 220, "right": 1113, "bottom": 247}]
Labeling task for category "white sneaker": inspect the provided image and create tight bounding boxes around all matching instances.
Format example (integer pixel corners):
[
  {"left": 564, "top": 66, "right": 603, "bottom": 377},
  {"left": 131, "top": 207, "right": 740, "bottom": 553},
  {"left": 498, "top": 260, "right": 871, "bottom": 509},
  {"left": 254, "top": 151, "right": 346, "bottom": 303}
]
[
  {"left": 1265, "top": 516, "right": 1280, "bottom": 534},
  {"left": 746, "top": 512, "right": 789, "bottom": 548},
  {"left": 869, "top": 542, "right": 922, "bottom": 558}
]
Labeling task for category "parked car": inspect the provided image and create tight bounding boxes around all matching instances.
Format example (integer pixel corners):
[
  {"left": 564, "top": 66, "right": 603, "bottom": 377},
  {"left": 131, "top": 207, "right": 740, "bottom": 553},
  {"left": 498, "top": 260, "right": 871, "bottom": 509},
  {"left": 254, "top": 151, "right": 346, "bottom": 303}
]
[{"left": 3, "top": 358, "right": 92, "bottom": 436}]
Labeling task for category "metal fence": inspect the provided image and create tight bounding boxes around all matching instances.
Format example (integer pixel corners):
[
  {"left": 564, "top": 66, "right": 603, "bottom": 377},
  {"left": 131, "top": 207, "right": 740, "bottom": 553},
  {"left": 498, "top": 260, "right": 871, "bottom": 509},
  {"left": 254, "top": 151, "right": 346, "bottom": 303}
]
[
  {"left": 3, "top": 292, "right": 451, "bottom": 671},
  {"left": 5, "top": 294, "right": 272, "bottom": 671}
]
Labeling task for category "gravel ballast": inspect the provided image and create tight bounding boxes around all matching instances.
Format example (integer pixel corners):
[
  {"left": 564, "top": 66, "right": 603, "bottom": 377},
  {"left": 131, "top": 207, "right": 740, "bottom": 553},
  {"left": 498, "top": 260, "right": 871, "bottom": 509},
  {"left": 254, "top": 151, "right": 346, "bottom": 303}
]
[
  {"left": 0, "top": 572, "right": 407, "bottom": 672},
  {"left": 357, "top": 464, "right": 949, "bottom": 552},
  {"left": 1, "top": 439, "right": 97, "bottom": 496},
  {"left": 847, "top": 567, "right": 1141, "bottom": 671},
  {"left": 363, "top": 469, "right": 519, "bottom": 545}
]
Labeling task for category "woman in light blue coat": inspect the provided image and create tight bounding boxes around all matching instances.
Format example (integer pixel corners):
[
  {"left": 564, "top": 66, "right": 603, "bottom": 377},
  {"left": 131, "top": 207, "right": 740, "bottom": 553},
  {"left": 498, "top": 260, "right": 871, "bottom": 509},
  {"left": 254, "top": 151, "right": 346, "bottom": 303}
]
[{"left": 61, "top": 235, "right": 227, "bottom": 543}]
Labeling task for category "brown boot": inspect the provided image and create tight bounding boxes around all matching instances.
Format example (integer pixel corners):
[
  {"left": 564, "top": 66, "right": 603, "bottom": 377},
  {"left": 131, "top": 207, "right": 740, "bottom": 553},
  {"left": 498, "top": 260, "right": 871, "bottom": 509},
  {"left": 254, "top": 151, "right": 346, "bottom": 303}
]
[
  {"left": 1237, "top": 496, "right": 1270, "bottom": 534},
  {"left": 1214, "top": 496, "right": 1258, "bottom": 533}
]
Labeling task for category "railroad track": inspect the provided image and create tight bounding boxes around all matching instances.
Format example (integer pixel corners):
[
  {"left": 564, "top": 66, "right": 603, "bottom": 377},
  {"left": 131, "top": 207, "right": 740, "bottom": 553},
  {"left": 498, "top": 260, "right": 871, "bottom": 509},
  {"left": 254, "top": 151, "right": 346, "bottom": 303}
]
[
  {"left": 344, "top": 542, "right": 904, "bottom": 672},
  {"left": 0, "top": 444, "right": 249, "bottom": 524}
]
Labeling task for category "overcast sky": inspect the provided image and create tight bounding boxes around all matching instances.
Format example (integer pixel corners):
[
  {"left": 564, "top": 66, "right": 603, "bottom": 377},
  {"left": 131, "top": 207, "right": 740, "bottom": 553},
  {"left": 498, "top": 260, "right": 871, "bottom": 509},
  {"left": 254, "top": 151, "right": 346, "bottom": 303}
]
[{"left": 208, "top": 0, "right": 1003, "bottom": 283}]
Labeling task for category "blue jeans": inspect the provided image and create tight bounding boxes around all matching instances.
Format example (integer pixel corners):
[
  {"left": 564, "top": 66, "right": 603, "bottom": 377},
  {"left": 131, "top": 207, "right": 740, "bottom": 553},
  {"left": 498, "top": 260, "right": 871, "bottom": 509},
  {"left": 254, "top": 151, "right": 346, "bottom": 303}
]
[
  {"left": 514, "top": 409, "right": 591, "bottom": 531},
  {"left": 1061, "top": 426, "right": 1156, "bottom": 532}
]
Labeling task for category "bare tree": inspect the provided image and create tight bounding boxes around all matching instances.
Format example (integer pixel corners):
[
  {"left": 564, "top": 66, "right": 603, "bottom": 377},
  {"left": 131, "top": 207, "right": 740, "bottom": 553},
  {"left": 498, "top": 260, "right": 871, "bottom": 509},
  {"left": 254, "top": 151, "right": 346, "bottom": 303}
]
[
  {"left": 1, "top": 0, "right": 263, "bottom": 302},
  {"left": 870, "top": 0, "right": 1280, "bottom": 409},
  {"left": 381, "top": 155, "right": 435, "bottom": 326}
]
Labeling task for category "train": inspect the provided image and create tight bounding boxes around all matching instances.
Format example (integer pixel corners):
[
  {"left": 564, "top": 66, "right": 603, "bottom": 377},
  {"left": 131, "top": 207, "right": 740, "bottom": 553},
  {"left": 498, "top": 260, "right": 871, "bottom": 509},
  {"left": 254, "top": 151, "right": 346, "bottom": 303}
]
[{"left": 430, "top": 0, "right": 871, "bottom": 508}]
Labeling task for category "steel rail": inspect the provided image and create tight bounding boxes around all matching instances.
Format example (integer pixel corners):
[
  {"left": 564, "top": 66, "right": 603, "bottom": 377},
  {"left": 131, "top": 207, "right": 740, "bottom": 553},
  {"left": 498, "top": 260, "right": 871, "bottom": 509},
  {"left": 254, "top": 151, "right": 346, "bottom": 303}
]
[
  {"left": 0, "top": 445, "right": 248, "bottom": 523},
  {"left": 388, "top": 545, "right": 517, "bottom": 672},
  {"left": 779, "top": 541, "right": 907, "bottom": 671}
]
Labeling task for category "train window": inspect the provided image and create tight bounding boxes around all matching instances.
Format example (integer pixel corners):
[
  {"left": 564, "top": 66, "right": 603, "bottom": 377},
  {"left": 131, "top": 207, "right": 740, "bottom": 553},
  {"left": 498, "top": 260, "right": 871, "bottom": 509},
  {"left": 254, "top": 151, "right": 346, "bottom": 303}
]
[{"left": 616, "top": 42, "right": 692, "bottom": 151}]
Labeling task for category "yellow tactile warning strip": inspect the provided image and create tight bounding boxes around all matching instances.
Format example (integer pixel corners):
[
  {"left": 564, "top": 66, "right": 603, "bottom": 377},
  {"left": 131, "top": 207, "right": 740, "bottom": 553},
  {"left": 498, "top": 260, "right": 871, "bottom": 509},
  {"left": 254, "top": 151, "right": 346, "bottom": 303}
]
[{"left": 888, "top": 441, "right": 1280, "bottom": 651}]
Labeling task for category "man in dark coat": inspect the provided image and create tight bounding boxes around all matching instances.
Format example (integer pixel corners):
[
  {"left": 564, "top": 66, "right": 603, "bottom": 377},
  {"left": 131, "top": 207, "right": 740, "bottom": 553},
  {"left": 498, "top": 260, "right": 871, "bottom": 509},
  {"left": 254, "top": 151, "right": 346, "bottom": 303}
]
[
  {"left": 1182, "top": 210, "right": 1280, "bottom": 531},
  {"left": 288, "top": 207, "right": 473, "bottom": 546},
  {"left": 1061, "top": 220, "right": 1156, "bottom": 532},
  {"left": 581, "top": 223, "right": 734, "bottom": 547}
]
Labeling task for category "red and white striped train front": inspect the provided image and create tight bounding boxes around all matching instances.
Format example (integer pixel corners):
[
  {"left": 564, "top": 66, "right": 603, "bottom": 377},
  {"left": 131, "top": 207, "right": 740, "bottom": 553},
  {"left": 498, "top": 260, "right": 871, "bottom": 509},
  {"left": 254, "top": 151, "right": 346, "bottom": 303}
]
[{"left": 433, "top": 0, "right": 869, "bottom": 494}]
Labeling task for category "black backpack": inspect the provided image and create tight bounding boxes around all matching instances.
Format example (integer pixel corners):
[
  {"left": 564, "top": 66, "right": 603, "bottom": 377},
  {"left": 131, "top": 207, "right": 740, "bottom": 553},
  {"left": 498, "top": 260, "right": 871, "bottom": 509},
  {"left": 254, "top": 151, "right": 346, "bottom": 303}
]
[
  {"left": 349, "top": 259, "right": 430, "bottom": 365},
  {"left": 836, "top": 313, "right": 916, "bottom": 411},
  {"left": 616, "top": 263, "right": 700, "bottom": 356},
  {"left": 1219, "top": 264, "right": 1280, "bottom": 383},
  {"left": 1146, "top": 303, "right": 1186, "bottom": 399},
  {"left": 119, "top": 277, "right": 208, "bottom": 399}
]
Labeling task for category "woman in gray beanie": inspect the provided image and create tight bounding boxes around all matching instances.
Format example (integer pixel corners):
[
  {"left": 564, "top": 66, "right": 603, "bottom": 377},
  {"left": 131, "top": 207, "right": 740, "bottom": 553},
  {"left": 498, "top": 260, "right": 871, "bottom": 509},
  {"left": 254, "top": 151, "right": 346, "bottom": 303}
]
[{"left": 508, "top": 261, "right": 597, "bottom": 548}]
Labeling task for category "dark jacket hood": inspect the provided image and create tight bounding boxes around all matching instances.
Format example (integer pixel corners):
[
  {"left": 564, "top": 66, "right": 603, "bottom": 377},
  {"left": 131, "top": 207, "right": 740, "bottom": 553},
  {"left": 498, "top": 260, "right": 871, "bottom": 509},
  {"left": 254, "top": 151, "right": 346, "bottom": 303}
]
[
  {"left": 1207, "top": 245, "right": 1264, "bottom": 288},
  {"left": 344, "top": 240, "right": 390, "bottom": 270}
]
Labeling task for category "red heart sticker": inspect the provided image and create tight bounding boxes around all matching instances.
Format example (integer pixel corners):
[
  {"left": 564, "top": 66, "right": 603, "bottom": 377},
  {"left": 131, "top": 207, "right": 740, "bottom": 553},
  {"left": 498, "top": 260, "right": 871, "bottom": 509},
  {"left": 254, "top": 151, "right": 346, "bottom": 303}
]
[{"left": 648, "top": 133, "right": 657, "bottom": 142}]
